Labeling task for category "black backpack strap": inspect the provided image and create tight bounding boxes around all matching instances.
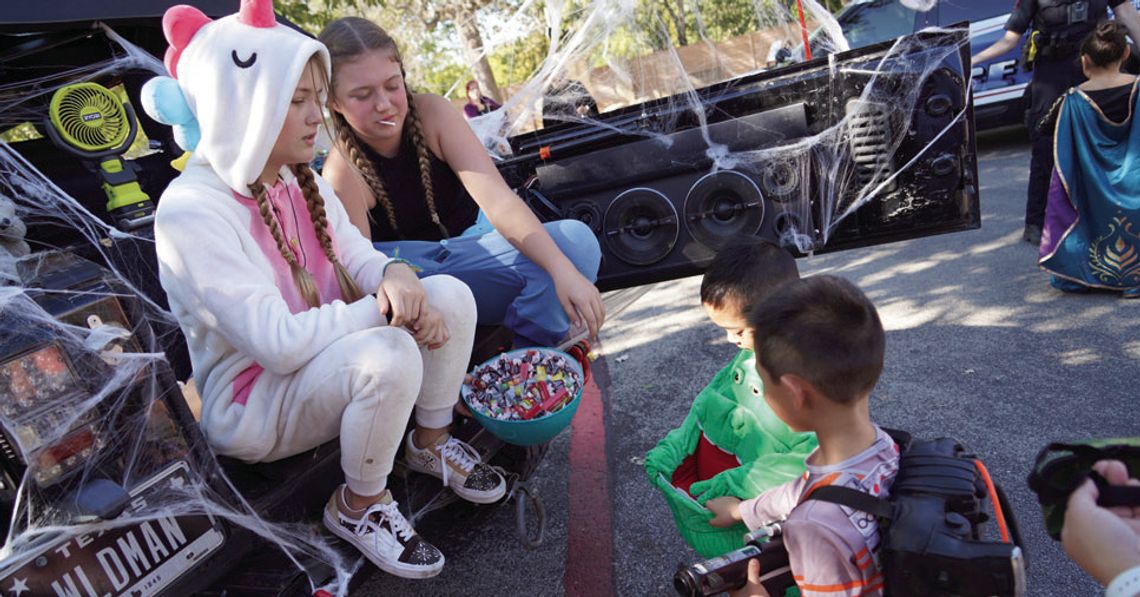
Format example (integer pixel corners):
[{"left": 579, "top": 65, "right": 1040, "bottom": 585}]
[
  {"left": 882, "top": 428, "right": 912, "bottom": 452},
  {"left": 804, "top": 485, "right": 894, "bottom": 520}
]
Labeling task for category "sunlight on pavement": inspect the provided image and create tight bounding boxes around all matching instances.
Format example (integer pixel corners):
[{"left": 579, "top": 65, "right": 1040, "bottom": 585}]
[
  {"left": 968, "top": 230, "right": 1023, "bottom": 255},
  {"left": 876, "top": 298, "right": 947, "bottom": 330},
  {"left": 1124, "top": 340, "right": 1140, "bottom": 360},
  {"left": 858, "top": 254, "right": 956, "bottom": 286},
  {"left": 1058, "top": 348, "right": 1102, "bottom": 366}
]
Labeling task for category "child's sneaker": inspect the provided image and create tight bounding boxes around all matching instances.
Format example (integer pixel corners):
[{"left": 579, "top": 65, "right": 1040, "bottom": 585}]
[
  {"left": 404, "top": 431, "right": 506, "bottom": 504},
  {"left": 322, "top": 485, "right": 444, "bottom": 579}
]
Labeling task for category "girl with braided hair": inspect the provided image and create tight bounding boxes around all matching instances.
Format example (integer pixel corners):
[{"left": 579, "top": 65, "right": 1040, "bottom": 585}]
[
  {"left": 145, "top": 0, "right": 504, "bottom": 579},
  {"left": 318, "top": 17, "right": 605, "bottom": 351}
]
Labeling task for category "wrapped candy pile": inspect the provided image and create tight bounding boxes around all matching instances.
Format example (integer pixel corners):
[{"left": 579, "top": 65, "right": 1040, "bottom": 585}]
[{"left": 463, "top": 349, "right": 582, "bottom": 421}]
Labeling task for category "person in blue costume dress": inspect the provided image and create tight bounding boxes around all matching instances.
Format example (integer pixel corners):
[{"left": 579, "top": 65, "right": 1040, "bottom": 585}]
[{"left": 1039, "top": 22, "right": 1140, "bottom": 298}]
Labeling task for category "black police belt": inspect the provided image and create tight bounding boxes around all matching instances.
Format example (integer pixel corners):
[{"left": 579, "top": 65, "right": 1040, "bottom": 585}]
[{"left": 1036, "top": 25, "right": 1095, "bottom": 60}]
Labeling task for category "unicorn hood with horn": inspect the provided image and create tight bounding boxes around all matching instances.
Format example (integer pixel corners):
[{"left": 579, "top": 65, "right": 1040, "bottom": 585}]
[{"left": 142, "top": 0, "right": 329, "bottom": 194}]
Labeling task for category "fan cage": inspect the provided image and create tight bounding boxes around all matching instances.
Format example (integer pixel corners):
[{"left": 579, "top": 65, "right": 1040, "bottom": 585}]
[{"left": 51, "top": 84, "right": 131, "bottom": 153}]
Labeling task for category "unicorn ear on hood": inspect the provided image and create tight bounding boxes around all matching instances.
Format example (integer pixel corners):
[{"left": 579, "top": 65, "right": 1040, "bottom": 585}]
[
  {"left": 146, "top": 0, "right": 329, "bottom": 194},
  {"left": 142, "top": 3, "right": 212, "bottom": 152},
  {"left": 162, "top": 5, "right": 212, "bottom": 78},
  {"left": 140, "top": 76, "right": 201, "bottom": 152}
]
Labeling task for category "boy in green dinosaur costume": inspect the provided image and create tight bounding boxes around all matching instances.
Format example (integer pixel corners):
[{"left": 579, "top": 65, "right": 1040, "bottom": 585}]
[{"left": 645, "top": 238, "right": 817, "bottom": 556}]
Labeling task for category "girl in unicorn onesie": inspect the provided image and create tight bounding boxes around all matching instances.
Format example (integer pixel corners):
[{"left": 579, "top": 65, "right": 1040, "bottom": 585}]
[{"left": 143, "top": 0, "right": 504, "bottom": 579}]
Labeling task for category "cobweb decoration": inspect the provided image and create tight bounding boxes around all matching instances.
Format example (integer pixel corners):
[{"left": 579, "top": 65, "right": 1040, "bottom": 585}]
[
  {"left": 0, "top": 0, "right": 966, "bottom": 592},
  {"left": 455, "top": 0, "right": 966, "bottom": 254}
]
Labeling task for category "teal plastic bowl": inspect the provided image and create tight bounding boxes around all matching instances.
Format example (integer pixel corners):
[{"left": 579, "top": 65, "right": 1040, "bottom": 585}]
[{"left": 461, "top": 348, "right": 584, "bottom": 446}]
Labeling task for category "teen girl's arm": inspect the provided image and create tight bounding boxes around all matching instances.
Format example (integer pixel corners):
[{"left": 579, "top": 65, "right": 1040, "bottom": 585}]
[
  {"left": 321, "top": 149, "right": 375, "bottom": 241},
  {"left": 418, "top": 93, "right": 606, "bottom": 338},
  {"left": 315, "top": 174, "right": 446, "bottom": 345}
]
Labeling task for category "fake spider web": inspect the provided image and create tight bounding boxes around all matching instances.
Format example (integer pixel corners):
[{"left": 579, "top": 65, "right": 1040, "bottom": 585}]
[{"left": 0, "top": 1, "right": 970, "bottom": 594}]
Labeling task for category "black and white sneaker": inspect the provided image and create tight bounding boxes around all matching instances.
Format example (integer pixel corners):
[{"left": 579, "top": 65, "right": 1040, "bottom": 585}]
[
  {"left": 322, "top": 486, "right": 444, "bottom": 579},
  {"left": 404, "top": 431, "right": 507, "bottom": 504}
]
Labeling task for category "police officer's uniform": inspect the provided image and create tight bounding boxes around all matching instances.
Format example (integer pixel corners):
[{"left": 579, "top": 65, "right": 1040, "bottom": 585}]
[{"left": 1006, "top": 0, "right": 1130, "bottom": 242}]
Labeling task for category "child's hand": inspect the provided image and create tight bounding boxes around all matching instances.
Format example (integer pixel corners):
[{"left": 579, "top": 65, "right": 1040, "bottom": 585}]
[
  {"left": 706, "top": 496, "right": 743, "bottom": 528},
  {"left": 729, "top": 559, "right": 771, "bottom": 597},
  {"left": 409, "top": 305, "right": 450, "bottom": 349},
  {"left": 378, "top": 263, "right": 426, "bottom": 328}
]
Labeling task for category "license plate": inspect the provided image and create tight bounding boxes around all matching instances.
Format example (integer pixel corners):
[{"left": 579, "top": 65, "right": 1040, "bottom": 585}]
[{"left": 0, "top": 461, "right": 225, "bottom": 596}]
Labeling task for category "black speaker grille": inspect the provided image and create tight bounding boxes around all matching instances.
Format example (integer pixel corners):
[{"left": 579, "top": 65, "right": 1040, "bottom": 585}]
[
  {"left": 603, "top": 188, "right": 679, "bottom": 266},
  {"left": 683, "top": 170, "right": 765, "bottom": 251}
]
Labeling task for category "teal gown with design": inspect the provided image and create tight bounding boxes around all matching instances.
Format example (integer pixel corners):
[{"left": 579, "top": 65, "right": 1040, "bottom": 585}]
[{"left": 1040, "top": 80, "right": 1140, "bottom": 292}]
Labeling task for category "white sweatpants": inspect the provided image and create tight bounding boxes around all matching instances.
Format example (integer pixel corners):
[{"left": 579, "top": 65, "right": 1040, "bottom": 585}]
[{"left": 203, "top": 275, "right": 476, "bottom": 496}]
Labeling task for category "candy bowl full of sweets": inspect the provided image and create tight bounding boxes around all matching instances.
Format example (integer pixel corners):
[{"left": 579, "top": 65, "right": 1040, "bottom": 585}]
[{"left": 461, "top": 348, "right": 584, "bottom": 446}]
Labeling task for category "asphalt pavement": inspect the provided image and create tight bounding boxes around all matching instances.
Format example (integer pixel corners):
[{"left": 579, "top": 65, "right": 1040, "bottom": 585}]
[{"left": 358, "top": 126, "right": 1137, "bottom": 596}]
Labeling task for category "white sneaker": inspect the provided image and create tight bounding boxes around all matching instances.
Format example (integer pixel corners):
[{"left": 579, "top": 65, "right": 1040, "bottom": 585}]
[
  {"left": 322, "top": 486, "right": 444, "bottom": 579},
  {"left": 404, "top": 431, "right": 507, "bottom": 504}
]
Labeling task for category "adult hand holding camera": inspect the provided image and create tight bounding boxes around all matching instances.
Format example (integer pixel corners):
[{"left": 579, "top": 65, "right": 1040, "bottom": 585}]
[
  {"left": 728, "top": 560, "right": 771, "bottom": 597},
  {"left": 1061, "top": 460, "right": 1140, "bottom": 587}
]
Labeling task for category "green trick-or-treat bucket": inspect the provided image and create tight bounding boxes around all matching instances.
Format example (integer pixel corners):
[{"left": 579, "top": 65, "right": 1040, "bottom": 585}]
[
  {"left": 654, "top": 472, "right": 750, "bottom": 558},
  {"left": 461, "top": 348, "right": 583, "bottom": 447}
]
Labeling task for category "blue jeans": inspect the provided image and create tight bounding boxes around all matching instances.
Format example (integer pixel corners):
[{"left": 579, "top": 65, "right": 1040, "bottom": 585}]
[{"left": 375, "top": 220, "right": 601, "bottom": 346}]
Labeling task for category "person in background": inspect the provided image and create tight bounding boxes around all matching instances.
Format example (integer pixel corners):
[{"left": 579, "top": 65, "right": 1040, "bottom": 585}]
[
  {"left": 1039, "top": 22, "right": 1140, "bottom": 297},
  {"left": 970, "top": 0, "right": 1140, "bottom": 246},
  {"left": 462, "top": 79, "right": 501, "bottom": 119}
]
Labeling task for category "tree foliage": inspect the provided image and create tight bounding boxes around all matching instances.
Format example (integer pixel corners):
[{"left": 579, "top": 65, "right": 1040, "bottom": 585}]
[{"left": 272, "top": 0, "right": 846, "bottom": 97}]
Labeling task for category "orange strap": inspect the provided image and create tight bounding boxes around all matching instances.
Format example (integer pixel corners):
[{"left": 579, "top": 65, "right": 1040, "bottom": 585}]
[{"left": 974, "top": 459, "right": 1010, "bottom": 543}]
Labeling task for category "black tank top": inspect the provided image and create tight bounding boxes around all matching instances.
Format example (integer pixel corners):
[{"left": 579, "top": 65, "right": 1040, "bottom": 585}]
[{"left": 363, "top": 137, "right": 479, "bottom": 242}]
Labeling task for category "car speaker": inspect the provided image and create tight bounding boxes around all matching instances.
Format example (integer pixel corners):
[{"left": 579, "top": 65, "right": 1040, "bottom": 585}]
[
  {"left": 499, "top": 28, "right": 979, "bottom": 289},
  {"left": 603, "top": 188, "right": 679, "bottom": 266},
  {"left": 683, "top": 170, "right": 765, "bottom": 251}
]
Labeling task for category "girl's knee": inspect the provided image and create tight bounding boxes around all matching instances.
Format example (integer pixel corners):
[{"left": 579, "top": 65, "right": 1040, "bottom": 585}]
[
  {"left": 550, "top": 219, "right": 601, "bottom": 277},
  {"left": 422, "top": 274, "right": 476, "bottom": 316},
  {"left": 339, "top": 328, "right": 423, "bottom": 398}
]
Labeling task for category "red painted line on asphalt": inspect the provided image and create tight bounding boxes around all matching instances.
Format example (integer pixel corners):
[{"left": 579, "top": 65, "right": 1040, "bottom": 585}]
[{"left": 564, "top": 367, "right": 613, "bottom": 596}]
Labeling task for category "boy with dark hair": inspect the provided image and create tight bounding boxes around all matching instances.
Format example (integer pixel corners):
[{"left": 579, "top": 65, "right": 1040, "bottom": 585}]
[
  {"left": 645, "top": 238, "right": 817, "bottom": 555},
  {"left": 707, "top": 275, "right": 899, "bottom": 596}
]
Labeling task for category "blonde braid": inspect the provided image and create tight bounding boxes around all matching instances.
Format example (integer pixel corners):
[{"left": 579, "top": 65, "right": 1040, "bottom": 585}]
[
  {"left": 405, "top": 90, "right": 449, "bottom": 238},
  {"left": 331, "top": 111, "right": 401, "bottom": 236},
  {"left": 249, "top": 182, "right": 321, "bottom": 308},
  {"left": 291, "top": 164, "right": 365, "bottom": 304}
]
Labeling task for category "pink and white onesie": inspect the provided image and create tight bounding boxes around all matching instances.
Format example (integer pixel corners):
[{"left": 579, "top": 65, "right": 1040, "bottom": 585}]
[{"left": 149, "top": 2, "right": 475, "bottom": 497}]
